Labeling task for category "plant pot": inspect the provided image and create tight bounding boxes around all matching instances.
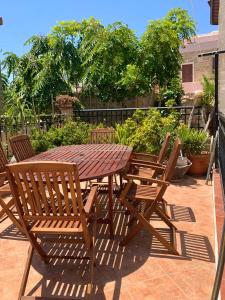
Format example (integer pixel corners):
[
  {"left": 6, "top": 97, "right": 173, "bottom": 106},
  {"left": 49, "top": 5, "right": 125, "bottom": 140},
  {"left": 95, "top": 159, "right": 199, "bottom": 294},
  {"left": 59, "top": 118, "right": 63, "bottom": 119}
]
[
  {"left": 172, "top": 157, "right": 192, "bottom": 180},
  {"left": 187, "top": 153, "right": 210, "bottom": 176}
]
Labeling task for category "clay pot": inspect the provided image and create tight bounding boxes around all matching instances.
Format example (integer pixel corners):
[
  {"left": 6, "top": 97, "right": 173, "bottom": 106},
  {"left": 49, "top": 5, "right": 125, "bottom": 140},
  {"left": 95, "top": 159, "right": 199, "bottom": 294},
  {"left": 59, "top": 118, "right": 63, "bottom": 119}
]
[{"left": 187, "top": 153, "right": 210, "bottom": 176}]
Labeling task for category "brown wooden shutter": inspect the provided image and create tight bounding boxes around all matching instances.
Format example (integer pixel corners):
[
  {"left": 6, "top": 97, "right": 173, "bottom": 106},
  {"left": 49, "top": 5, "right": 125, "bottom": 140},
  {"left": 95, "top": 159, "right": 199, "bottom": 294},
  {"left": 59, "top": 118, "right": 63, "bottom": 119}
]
[{"left": 182, "top": 64, "right": 193, "bottom": 83}]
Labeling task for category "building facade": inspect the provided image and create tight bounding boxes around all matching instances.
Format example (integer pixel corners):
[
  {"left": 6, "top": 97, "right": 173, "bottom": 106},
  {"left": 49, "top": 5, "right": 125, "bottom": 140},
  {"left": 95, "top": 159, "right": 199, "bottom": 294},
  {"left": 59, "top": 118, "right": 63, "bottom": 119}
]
[{"left": 180, "top": 31, "right": 219, "bottom": 97}]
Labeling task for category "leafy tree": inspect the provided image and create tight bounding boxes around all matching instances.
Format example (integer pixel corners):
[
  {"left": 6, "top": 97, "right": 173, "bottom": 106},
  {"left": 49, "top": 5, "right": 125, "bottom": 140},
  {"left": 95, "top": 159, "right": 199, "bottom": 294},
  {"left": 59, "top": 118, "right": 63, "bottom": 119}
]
[
  {"left": 2, "top": 8, "right": 196, "bottom": 111},
  {"left": 140, "top": 8, "right": 196, "bottom": 90},
  {"left": 3, "top": 35, "right": 81, "bottom": 113}
]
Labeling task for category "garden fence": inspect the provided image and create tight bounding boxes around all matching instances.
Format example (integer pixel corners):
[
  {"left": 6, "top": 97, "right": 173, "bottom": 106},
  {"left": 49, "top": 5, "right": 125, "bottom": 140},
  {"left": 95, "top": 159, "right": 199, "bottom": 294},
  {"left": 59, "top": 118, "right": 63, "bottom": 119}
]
[
  {"left": 0, "top": 106, "right": 204, "bottom": 156},
  {"left": 74, "top": 106, "right": 204, "bottom": 128}
]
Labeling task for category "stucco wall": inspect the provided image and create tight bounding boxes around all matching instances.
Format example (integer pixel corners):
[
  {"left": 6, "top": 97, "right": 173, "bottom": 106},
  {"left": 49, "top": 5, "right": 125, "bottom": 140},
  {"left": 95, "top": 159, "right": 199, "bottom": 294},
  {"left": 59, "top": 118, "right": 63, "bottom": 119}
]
[
  {"left": 218, "top": 0, "right": 225, "bottom": 115},
  {"left": 182, "top": 50, "right": 216, "bottom": 83}
]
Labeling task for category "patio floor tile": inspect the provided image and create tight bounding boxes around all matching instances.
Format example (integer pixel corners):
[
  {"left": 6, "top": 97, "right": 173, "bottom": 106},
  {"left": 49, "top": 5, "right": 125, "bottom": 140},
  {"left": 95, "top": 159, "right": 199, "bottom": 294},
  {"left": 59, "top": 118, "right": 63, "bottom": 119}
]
[{"left": 0, "top": 176, "right": 216, "bottom": 299}]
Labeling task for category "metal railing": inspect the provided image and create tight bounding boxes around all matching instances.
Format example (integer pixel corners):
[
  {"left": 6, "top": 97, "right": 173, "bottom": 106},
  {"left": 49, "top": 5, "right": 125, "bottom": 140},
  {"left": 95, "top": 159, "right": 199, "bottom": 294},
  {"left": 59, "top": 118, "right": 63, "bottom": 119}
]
[
  {"left": 211, "top": 113, "right": 225, "bottom": 300},
  {"left": 74, "top": 106, "right": 204, "bottom": 129}
]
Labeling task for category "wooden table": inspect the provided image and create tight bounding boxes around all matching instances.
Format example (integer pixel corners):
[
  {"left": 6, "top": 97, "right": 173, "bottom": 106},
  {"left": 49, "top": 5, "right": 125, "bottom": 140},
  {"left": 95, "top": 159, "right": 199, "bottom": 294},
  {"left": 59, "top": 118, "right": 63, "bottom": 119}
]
[{"left": 26, "top": 144, "right": 132, "bottom": 237}]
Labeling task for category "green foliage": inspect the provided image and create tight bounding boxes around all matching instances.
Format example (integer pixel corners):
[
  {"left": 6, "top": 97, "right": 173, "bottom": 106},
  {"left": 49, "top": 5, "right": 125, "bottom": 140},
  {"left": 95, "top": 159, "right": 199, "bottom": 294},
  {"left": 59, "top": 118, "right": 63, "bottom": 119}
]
[
  {"left": 140, "top": 9, "right": 196, "bottom": 88},
  {"left": 31, "top": 129, "right": 50, "bottom": 153},
  {"left": 201, "top": 76, "right": 215, "bottom": 107},
  {"left": 165, "top": 8, "right": 196, "bottom": 43},
  {"left": 81, "top": 21, "right": 140, "bottom": 102},
  {"left": 60, "top": 120, "right": 90, "bottom": 145},
  {"left": 176, "top": 124, "right": 209, "bottom": 155},
  {"left": 31, "top": 120, "right": 91, "bottom": 153},
  {"left": 3, "top": 9, "right": 196, "bottom": 112},
  {"left": 115, "top": 109, "right": 179, "bottom": 154},
  {"left": 160, "top": 77, "right": 184, "bottom": 106}
]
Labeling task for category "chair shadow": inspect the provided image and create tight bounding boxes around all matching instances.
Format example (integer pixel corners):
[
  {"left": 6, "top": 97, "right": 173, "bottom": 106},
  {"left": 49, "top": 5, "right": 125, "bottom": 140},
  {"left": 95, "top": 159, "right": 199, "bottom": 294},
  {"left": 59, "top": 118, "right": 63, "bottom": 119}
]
[
  {"left": 148, "top": 228, "right": 215, "bottom": 263},
  {"left": 27, "top": 210, "right": 150, "bottom": 299},
  {"left": 168, "top": 204, "right": 196, "bottom": 222},
  {"left": 0, "top": 223, "right": 27, "bottom": 241},
  {"left": 170, "top": 175, "right": 201, "bottom": 189}
]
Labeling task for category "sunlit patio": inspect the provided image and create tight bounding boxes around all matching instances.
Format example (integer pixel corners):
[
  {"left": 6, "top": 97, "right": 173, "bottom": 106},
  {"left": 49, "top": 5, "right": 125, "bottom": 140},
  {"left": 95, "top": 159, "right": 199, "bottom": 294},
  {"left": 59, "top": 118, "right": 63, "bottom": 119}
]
[{"left": 0, "top": 175, "right": 215, "bottom": 300}]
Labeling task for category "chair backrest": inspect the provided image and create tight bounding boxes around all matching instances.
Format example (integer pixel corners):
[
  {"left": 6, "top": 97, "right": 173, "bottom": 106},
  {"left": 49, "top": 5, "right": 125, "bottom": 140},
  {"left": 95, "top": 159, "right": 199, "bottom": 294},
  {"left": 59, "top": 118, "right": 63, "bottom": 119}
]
[
  {"left": 157, "top": 132, "right": 171, "bottom": 163},
  {"left": 6, "top": 162, "right": 86, "bottom": 223},
  {"left": 162, "top": 138, "right": 181, "bottom": 182},
  {"left": 90, "top": 128, "right": 115, "bottom": 144},
  {"left": 0, "top": 143, "right": 8, "bottom": 173},
  {"left": 10, "top": 134, "right": 35, "bottom": 162}
]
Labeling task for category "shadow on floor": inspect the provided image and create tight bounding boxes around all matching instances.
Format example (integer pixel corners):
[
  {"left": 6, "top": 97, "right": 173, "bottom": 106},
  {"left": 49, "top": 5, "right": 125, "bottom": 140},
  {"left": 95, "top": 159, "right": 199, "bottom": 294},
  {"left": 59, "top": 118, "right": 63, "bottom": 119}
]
[
  {"left": 0, "top": 223, "right": 27, "bottom": 241},
  {"left": 168, "top": 204, "right": 196, "bottom": 222}
]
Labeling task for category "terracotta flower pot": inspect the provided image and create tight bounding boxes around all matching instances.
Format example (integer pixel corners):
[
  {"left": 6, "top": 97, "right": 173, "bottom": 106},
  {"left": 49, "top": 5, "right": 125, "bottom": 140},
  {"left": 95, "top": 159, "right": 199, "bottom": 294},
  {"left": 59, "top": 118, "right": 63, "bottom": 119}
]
[{"left": 187, "top": 153, "right": 210, "bottom": 176}]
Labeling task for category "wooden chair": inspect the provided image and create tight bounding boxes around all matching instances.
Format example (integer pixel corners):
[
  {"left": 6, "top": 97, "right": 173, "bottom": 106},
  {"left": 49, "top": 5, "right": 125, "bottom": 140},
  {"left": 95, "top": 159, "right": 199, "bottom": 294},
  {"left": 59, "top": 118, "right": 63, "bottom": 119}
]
[
  {"left": 90, "top": 128, "right": 115, "bottom": 144},
  {"left": 119, "top": 138, "right": 181, "bottom": 255},
  {"left": 130, "top": 132, "right": 171, "bottom": 178},
  {"left": 90, "top": 127, "right": 122, "bottom": 188},
  {"left": 9, "top": 134, "right": 35, "bottom": 162},
  {"left": 0, "top": 143, "right": 23, "bottom": 232},
  {"left": 6, "top": 161, "right": 99, "bottom": 299}
]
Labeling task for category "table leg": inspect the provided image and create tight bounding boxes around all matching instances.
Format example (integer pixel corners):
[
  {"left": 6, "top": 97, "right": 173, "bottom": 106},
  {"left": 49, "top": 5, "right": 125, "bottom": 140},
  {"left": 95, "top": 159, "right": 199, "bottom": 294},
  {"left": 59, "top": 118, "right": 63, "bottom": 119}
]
[{"left": 108, "top": 175, "right": 114, "bottom": 238}]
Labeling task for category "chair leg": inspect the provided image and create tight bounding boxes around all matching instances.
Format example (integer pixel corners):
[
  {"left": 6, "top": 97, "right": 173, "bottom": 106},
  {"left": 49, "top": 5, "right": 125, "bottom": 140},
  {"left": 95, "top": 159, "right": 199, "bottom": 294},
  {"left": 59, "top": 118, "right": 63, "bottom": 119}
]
[
  {"left": 17, "top": 246, "right": 34, "bottom": 300},
  {"left": 0, "top": 197, "right": 24, "bottom": 233},
  {"left": 28, "top": 233, "right": 49, "bottom": 264},
  {"left": 120, "top": 197, "right": 179, "bottom": 255},
  {"left": 87, "top": 220, "right": 96, "bottom": 296},
  {"left": 154, "top": 206, "right": 177, "bottom": 230}
]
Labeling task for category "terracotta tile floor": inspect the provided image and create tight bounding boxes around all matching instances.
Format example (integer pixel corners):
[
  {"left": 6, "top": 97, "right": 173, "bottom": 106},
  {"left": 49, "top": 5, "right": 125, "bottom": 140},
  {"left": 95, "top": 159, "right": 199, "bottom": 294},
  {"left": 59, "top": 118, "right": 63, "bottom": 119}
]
[{"left": 0, "top": 176, "right": 216, "bottom": 300}]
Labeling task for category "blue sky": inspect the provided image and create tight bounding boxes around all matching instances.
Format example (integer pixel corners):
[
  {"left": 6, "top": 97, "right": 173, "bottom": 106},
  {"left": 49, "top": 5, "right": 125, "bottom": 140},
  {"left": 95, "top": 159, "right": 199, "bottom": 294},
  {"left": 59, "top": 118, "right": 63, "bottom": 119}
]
[{"left": 0, "top": 0, "right": 217, "bottom": 58}]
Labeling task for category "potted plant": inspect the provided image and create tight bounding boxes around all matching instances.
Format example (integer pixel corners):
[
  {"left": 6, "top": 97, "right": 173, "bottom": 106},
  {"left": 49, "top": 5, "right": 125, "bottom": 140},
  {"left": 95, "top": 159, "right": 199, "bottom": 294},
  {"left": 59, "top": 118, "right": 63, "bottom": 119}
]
[
  {"left": 177, "top": 125, "right": 210, "bottom": 176},
  {"left": 172, "top": 154, "right": 192, "bottom": 180}
]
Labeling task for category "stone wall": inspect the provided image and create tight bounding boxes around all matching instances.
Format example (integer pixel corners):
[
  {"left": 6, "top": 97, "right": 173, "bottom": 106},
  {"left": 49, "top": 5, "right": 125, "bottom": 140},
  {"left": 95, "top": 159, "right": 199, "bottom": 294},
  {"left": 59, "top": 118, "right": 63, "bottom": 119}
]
[
  {"left": 218, "top": 0, "right": 225, "bottom": 115},
  {"left": 80, "top": 93, "right": 155, "bottom": 109}
]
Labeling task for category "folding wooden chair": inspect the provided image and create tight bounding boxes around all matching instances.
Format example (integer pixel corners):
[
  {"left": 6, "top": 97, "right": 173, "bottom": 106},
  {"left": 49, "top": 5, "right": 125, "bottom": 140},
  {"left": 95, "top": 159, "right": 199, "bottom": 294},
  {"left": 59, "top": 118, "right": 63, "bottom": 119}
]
[
  {"left": 90, "top": 128, "right": 115, "bottom": 144},
  {"left": 6, "top": 161, "right": 99, "bottom": 299},
  {"left": 130, "top": 132, "right": 171, "bottom": 178},
  {"left": 119, "top": 138, "right": 181, "bottom": 255},
  {"left": 9, "top": 134, "right": 35, "bottom": 162},
  {"left": 0, "top": 143, "right": 24, "bottom": 232}
]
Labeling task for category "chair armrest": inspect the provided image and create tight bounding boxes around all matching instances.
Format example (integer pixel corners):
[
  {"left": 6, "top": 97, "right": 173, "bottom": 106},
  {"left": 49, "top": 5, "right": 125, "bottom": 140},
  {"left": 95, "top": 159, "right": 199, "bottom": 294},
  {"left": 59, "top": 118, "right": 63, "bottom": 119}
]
[
  {"left": 130, "top": 162, "right": 165, "bottom": 171},
  {"left": 84, "top": 185, "right": 98, "bottom": 214},
  {"left": 132, "top": 153, "right": 158, "bottom": 162},
  {"left": 131, "top": 159, "right": 163, "bottom": 167},
  {"left": 124, "top": 174, "right": 169, "bottom": 186}
]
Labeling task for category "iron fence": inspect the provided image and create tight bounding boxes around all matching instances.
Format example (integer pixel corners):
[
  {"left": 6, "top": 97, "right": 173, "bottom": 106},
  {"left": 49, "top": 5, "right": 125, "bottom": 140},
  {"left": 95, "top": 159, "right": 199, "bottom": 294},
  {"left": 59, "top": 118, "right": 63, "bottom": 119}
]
[
  {"left": 211, "top": 112, "right": 225, "bottom": 300},
  {"left": 74, "top": 106, "right": 204, "bottom": 129}
]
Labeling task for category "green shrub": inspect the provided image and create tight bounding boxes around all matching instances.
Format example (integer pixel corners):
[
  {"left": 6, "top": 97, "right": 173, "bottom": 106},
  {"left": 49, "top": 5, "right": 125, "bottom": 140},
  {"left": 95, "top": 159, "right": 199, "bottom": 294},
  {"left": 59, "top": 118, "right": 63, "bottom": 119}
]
[
  {"left": 60, "top": 120, "right": 91, "bottom": 145},
  {"left": 31, "top": 129, "right": 50, "bottom": 153},
  {"left": 115, "top": 108, "right": 179, "bottom": 154},
  {"left": 176, "top": 124, "right": 209, "bottom": 155},
  {"left": 31, "top": 120, "right": 92, "bottom": 153}
]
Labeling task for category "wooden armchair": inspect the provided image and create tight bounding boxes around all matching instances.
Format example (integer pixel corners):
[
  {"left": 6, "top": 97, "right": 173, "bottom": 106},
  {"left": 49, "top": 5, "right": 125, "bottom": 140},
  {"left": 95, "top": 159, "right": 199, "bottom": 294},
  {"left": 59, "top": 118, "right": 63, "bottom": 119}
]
[
  {"left": 129, "top": 132, "right": 171, "bottom": 179},
  {"left": 0, "top": 143, "right": 23, "bottom": 232},
  {"left": 119, "top": 138, "right": 181, "bottom": 255},
  {"left": 9, "top": 134, "right": 35, "bottom": 162},
  {"left": 6, "top": 161, "right": 99, "bottom": 299}
]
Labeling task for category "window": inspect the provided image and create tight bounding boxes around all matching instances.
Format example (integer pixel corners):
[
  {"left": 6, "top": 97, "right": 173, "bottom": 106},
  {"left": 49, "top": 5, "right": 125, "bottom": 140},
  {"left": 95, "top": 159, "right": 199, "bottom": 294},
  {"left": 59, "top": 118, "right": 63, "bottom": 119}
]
[{"left": 182, "top": 64, "right": 193, "bottom": 83}]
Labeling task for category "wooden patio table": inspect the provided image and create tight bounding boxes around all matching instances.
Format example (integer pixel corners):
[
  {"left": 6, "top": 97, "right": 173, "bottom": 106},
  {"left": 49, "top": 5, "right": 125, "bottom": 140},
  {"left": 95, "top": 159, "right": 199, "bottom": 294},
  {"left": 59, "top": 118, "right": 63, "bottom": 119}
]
[{"left": 25, "top": 144, "right": 132, "bottom": 238}]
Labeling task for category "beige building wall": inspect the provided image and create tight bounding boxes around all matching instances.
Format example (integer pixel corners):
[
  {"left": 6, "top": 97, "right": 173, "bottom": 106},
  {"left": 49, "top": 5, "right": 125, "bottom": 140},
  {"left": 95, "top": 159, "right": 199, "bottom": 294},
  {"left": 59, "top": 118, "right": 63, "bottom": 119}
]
[
  {"left": 218, "top": 0, "right": 225, "bottom": 115},
  {"left": 182, "top": 51, "right": 215, "bottom": 82}
]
